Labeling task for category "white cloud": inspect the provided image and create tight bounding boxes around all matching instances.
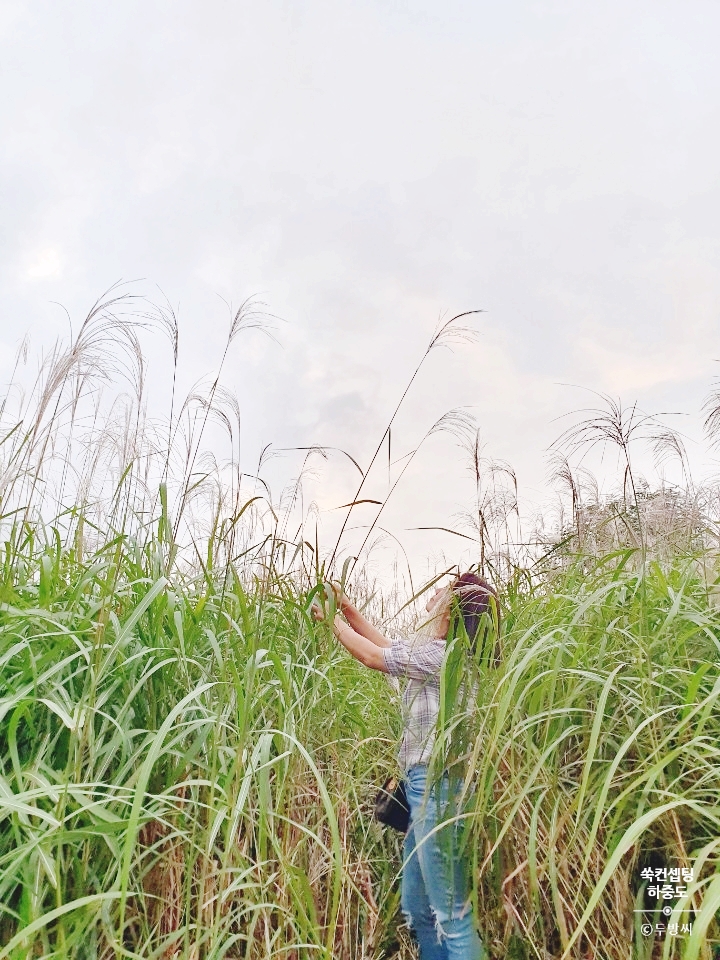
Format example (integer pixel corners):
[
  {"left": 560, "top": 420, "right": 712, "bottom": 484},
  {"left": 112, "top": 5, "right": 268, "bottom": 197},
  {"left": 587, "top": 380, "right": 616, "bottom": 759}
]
[{"left": 23, "top": 248, "right": 64, "bottom": 281}]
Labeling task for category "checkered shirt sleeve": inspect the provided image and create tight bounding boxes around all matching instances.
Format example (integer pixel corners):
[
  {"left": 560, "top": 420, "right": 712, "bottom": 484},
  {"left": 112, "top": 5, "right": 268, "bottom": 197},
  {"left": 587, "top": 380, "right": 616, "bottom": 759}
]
[{"left": 383, "top": 637, "right": 445, "bottom": 678}]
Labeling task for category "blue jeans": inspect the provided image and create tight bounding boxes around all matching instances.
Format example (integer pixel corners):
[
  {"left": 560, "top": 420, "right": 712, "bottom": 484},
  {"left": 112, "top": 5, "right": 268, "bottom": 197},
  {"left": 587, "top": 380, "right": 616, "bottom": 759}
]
[{"left": 401, "top": 765, "right": 485, "bottom": 960}]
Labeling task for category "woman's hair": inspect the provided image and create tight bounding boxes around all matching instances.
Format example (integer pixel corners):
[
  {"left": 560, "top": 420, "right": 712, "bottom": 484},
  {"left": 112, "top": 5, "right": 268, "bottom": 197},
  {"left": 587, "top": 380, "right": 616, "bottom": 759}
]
[{"left": 450, "top": 572, "right": 500, "bottom": 662}]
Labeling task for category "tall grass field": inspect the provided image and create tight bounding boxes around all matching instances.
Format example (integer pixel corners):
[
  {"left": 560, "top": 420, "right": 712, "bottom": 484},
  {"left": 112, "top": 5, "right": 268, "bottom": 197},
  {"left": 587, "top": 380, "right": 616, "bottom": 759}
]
[{"left": 1, "top": 290, "right": 720, "bottom": 959}]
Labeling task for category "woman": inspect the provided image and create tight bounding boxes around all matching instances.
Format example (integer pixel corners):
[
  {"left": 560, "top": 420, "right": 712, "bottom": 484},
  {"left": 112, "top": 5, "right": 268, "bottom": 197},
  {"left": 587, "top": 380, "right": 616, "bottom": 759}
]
[{"left": 312, "top": 572, "right": 498, "bottom": 960}]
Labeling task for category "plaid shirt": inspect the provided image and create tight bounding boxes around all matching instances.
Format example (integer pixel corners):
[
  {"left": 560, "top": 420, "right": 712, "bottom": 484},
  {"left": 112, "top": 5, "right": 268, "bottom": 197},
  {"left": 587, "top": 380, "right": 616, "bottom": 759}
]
[{"left": 382, "top": 634, "right": 446, "bottom": 773}]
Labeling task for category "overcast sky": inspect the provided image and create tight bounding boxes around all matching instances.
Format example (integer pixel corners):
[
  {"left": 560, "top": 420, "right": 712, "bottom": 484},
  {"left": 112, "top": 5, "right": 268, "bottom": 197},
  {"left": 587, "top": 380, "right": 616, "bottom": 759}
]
[{"left": 2, "top": 0, "right": 720, "bottom": 579}]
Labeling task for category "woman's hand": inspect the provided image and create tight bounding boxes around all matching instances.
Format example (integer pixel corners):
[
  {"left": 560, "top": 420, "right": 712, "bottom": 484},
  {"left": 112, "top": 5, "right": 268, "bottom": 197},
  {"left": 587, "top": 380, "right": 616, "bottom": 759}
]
[
  {"left": 311, "top": 583, "right": 348, "bottom": 622},
  {"left": 310, "top": 600, "right": 327, "bottom": 623},
  {"left": 327, "top": 581, "right": 350, "bottom": 610}
]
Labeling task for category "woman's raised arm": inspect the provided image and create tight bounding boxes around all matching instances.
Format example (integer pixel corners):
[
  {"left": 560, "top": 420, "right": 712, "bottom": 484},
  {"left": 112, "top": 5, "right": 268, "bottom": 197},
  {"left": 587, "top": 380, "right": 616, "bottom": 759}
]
[
  {"left": 310, "top": 600, "right": 389, "bottom": 672},
  {"left": 334, "top": 589, "right": 392, "bottom": 649},
  {"left": 332, "top": 617, "right": 389, "bottom": 671}
]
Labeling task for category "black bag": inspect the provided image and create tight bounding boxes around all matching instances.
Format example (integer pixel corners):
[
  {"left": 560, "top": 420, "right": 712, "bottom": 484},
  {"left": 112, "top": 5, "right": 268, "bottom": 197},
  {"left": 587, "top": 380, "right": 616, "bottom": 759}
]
[{"left": 374, "top": 776, "right": 410, "bottom": 833}]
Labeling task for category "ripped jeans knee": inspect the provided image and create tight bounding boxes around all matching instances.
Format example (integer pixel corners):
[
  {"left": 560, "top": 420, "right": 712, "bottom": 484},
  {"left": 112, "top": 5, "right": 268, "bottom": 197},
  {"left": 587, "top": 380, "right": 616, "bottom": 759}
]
[{"left": 402, "top": 882, "right": 474, "bottom": 950}]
